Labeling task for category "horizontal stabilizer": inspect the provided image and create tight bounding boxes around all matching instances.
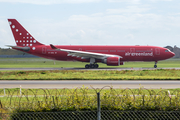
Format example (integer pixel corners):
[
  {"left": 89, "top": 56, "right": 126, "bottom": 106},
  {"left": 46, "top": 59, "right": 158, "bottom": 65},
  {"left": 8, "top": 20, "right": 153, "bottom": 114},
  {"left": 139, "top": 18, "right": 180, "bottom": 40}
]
[{"left": 6, "top": 45, "right": 30, "bottom": 51}]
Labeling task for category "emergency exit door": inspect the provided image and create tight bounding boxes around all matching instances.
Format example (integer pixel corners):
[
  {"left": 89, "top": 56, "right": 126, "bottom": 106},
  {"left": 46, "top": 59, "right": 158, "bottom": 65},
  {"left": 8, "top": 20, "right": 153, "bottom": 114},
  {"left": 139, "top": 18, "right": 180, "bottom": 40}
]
[
  {"left": 155, "top": 48, "right": 160, "bottom": 55},
  {"left": 42, "top": 47, "right": 46, "bottom": 54}
]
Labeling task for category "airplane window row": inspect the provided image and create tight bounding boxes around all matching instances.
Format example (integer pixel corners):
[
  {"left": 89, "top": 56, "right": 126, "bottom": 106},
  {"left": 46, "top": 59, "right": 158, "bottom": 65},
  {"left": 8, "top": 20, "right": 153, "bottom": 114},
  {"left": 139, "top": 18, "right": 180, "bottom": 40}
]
[{"left": 136, "top": 50, "right": 153, "bottom": 52}]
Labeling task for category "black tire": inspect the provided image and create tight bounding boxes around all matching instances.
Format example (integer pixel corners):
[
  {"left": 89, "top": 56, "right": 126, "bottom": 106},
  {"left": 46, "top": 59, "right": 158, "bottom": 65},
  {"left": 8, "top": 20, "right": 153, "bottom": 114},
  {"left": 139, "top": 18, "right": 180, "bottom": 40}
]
[
  {"left": 85, "top": 64, "right": 90, "bottom": 69},
  {"left": 90, "top": 64, "right": 95, "bottom": 68},
  {"left": 95, "top": 64, "right": 99, "bottom": 68},
  {"left": 154, "top": 65, "right": 157, "bottom": 68}
]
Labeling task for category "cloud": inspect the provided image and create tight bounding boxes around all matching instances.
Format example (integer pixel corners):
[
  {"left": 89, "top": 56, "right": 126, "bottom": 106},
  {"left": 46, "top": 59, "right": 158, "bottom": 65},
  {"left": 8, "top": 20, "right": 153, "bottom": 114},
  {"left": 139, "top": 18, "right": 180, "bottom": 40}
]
[
  {"left": 69, "top": 30, "right": 86, "bottom": 39},
  {"left": 69, "top": 15, "right": 92, "bottom": 21},
  {"left": 124, "top": 34, "right": 135, "bottom": 39},
  {"left": 149, "top": 0, "right": 173, "bottom": 2},
  {"left": 0, "top": 20, "right": 14, "bottom": 48},
  {"left": 107, "top": 6, "right": 150, "bottom": 14},
  {"left": 108, "top": 0, "right": 141, "bottom": 4},
  {"left": 1, "top": 10, "right": 180, "bottom": 48},
  {"left": 1, "top": 0, "right": 180, "bottom": 47},
  {"left": 0, "top": 0, "right": 101, "bottom": 5},
  {"left": 109, "top": 0, "right": 173, "bottom": 4}
]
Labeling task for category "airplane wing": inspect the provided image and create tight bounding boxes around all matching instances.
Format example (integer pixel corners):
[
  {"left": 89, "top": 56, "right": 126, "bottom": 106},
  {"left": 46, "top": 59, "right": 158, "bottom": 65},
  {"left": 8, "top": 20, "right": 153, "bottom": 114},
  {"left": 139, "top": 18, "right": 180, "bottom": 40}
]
[{"left": 50, "top": 44, "right": 122, "bottom": 59}]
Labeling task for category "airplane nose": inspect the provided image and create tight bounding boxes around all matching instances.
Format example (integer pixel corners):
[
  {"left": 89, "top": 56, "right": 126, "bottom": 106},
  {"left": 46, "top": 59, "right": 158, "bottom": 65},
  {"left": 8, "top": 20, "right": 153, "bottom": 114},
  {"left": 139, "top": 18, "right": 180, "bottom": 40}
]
[{"left": 171, "top": 52, "right": 175, "bottom": 57}]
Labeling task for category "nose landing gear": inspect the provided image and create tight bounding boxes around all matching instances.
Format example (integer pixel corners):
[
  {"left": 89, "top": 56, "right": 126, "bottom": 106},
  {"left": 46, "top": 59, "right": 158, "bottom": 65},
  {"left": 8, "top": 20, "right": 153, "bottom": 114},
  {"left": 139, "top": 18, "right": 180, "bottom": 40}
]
[{"left": 154, "top": 61, "right": 157, "bottom": 68}]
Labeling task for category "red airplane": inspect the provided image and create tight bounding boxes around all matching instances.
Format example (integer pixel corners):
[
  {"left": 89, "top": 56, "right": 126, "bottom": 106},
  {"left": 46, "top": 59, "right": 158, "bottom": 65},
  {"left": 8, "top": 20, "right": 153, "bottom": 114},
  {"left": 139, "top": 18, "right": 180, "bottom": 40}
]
[{"left": 7, "top": 19, "right": 175, "bottom": 68}]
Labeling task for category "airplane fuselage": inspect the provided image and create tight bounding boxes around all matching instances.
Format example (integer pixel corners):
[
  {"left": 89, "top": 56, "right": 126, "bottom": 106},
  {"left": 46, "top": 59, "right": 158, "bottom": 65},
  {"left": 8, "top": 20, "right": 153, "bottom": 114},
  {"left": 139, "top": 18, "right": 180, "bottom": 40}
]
[
  {"left": 7, "top": 19, "right": 175, "bottom": 68},
  {"left": 27, "top": 45, "right": 174, "bottom": 63}
]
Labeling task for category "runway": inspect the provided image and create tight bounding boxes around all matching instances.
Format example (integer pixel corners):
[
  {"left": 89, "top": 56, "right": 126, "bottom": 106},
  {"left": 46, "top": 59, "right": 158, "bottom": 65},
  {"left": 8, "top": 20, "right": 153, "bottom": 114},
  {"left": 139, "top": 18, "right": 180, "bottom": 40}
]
[
  {"left": 1, "top": 67, "right": 180, "bottom": 71},
  {"left": 0, "top": 81, "right": 180, "bottom": 89}
]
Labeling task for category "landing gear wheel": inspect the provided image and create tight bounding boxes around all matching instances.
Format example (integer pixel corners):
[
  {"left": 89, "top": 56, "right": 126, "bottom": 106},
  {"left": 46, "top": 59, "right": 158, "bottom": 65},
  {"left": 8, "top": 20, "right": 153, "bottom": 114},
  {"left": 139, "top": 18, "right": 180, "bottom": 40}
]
[
  {"left": 94, "top": 64, "right": 99, "bottom": 68},
  {"left": 85, "top": 64, "right": 90, "bottom": 69},
  {"left": 154, "top": 61, "right": 157, "bottom": 68},
  {"left": 154, "top": 65, "right": 157, "bottom": 68},
  {"left": 90, "top": 64, "right": 95, "bottom": 68},
  {"left": 85, "top": 64, "right": 99, "bottom": 69}
]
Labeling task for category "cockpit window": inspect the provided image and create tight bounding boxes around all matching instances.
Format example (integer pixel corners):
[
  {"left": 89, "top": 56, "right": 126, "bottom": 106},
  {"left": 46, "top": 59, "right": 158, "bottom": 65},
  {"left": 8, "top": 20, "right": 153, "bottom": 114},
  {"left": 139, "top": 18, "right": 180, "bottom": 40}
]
[{"left": 165, "top": 50, "right": 170, "bottom": 52}]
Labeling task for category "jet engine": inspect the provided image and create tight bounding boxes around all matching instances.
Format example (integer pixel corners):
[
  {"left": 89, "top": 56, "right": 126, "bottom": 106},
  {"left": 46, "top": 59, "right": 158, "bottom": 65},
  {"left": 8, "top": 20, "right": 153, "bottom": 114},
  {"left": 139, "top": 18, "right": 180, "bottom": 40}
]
[
  {"left": 120, "top": 62, "right": 124, "bottom": 65},
  {"left": 102, "top": 57, "right": 120, "bottom": 66}
]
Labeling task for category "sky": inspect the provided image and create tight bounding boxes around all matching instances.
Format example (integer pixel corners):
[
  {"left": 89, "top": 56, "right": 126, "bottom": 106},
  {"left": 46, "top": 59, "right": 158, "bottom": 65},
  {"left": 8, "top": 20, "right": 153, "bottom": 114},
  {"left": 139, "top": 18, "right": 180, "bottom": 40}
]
[{"left": 0, "top": 0, "right": 180, "bottom": 48}]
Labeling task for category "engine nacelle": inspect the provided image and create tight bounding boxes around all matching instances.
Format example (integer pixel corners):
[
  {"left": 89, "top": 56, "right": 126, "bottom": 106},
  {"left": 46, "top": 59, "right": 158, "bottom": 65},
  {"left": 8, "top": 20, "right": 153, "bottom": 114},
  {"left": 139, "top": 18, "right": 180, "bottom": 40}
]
[
  {"left": 120, "top": 62, "right": 124, "bottom": 65},
  {"left": 102, "top": 57, "right": 120, "bottom": 66}
]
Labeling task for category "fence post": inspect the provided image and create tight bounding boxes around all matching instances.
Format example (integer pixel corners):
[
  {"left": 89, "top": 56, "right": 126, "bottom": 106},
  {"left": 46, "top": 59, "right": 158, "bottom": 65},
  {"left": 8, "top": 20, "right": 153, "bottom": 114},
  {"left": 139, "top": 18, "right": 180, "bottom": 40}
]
[
  {"left": 0, "top": 100, "right": 2, "bottom": 108},
  {"left": 97, "top": 92, "right": 101, "bottom": 120},
  {"left": 20, "top": 85, "right": 22, "bottom": 96},
  {"left": 4, "top": 88, "right": 5, "bottom": 96}
]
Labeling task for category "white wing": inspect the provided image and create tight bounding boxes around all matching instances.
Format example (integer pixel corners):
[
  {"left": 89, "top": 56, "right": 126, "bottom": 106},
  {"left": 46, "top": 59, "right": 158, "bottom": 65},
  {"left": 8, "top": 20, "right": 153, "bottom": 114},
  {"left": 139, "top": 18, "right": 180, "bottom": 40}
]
[{"left": 50, "top": 44, "right": 122, "bottom": 59}]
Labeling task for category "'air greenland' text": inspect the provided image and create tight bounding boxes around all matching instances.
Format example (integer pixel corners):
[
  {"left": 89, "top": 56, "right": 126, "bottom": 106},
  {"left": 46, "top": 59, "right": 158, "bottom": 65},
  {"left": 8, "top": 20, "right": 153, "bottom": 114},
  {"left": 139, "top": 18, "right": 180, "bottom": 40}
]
[{"left": 125, "top": 52, "right": 153, "bottom": 56}]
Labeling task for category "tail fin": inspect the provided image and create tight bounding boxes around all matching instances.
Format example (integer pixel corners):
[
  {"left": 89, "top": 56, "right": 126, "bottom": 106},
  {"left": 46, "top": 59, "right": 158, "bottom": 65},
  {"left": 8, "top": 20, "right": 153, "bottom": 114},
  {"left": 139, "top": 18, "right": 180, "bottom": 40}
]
[{"left": 8, "top": 19, "right": 43, "bottom": 46}]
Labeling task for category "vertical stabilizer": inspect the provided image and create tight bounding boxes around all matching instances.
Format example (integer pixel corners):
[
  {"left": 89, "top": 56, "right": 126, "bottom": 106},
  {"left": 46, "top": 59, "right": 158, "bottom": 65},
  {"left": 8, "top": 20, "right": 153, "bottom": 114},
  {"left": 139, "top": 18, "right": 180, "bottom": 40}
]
[{"left": 8, "top": 19, "right": 43, "bottom": 46}]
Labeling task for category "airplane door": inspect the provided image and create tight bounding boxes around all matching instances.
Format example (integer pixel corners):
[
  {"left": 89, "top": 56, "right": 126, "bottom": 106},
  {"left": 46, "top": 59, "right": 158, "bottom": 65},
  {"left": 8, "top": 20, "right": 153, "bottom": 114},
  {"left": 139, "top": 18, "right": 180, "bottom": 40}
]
[
  {"left": 155, "top": 48, "right": 160, "bottom": 55},
  {"left": 130, "top": 48, "right": 135, "bottom": 53},
  {"left": 42, "top": 47, "right": 46, "bottom": 54}
]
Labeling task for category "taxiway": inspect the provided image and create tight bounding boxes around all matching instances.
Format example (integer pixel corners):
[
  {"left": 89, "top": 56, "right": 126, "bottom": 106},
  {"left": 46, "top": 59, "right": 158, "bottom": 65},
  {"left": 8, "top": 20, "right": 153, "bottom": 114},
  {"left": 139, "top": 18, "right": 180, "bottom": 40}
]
[{"left": 0, "top": 80, "right": 180, "bottom": 89}]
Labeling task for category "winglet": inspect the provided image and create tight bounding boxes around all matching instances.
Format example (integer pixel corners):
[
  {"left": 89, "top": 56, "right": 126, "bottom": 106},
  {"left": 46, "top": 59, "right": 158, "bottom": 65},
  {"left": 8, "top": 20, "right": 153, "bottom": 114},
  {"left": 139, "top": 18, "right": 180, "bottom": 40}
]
[
  {"left": 50, "top": 44, "right": 66, "bottom": 52},
  {"left": 50, "top": 44, "right": 58, "bottom": 50}
]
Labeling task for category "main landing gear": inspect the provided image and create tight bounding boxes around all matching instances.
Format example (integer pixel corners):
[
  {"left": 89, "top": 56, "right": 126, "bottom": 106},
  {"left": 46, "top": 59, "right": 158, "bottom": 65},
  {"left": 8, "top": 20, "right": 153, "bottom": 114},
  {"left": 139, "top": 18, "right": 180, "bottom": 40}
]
[
  {"left": 154, "top": 61, "right": 157, "bottom": 68},
  {"left": 85, "top": 64, "right": 99, "bottom": 69},
  {"left": 85, "top": 58, "right": 99, "bottom": 69}
]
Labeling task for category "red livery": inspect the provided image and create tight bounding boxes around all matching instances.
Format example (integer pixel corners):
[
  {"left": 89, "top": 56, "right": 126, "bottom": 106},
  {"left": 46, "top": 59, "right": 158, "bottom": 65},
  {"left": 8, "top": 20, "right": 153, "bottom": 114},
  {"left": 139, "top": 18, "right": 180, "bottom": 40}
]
[{"left": 7, "top": 19, "right": 175, "bottom": 68}]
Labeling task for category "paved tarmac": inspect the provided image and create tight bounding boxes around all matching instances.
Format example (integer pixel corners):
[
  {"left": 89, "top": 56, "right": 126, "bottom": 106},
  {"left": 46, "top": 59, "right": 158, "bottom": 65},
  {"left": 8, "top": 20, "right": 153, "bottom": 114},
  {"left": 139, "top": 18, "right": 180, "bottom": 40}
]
[
  {"left": 0, "top": 80, "right": 180, "bottom": 89},
  {"left": 0, "top": 67, "right": 180, "bottom": 71}
]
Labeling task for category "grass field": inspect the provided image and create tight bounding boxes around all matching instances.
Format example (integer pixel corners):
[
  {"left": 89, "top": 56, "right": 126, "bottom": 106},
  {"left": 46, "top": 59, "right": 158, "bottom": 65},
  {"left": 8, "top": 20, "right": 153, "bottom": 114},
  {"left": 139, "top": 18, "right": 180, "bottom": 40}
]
[
  {"left": 0, "top": 69, "right": 180, "bottom": 80},
  {"left": 0, "top": 87, "right": 179, "bottom": 96},
  {"left": 0, "top": 58, "right": 180, "bottom": 68},
  {"left": 0, "top": 58, "right": 180, "bottom": 80},
  {"left": 1, "top": 58, "right": 180, "bottom": 119},
  {"left": 1, "top": 88, "right": 180, "bottom": 112}
]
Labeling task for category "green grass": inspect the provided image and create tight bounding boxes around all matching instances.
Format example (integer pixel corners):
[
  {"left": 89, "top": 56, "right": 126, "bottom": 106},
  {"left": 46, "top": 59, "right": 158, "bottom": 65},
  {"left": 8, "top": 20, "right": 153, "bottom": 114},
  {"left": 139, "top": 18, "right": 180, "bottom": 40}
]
[
  {"left": 0, "top": 69, "right": 180, "bottom": 80},
  {"left": 1, "top": 87, "right": 180, "bottom": 96},
  {"left": 0, "top": 58, "right": 180, "bottom": 80},
  {"left": 1, "top": 88, "right": 180, "bottom": 120},
  {"left": 0, "top": 58, "right": 180, "bottom": 68},
  {"left": 1, "top": 88, "right": 180, "bottom": 113}
]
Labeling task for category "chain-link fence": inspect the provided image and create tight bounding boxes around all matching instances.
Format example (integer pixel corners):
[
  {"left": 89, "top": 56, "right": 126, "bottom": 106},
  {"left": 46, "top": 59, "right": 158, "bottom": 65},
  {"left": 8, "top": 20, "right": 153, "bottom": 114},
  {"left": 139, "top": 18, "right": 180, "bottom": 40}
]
[
  {"left": 1, "top": 111, "right": 180, "bottom": 120},
  {"left": 1, "top": 87, "right": 180, "bottom": 119}
]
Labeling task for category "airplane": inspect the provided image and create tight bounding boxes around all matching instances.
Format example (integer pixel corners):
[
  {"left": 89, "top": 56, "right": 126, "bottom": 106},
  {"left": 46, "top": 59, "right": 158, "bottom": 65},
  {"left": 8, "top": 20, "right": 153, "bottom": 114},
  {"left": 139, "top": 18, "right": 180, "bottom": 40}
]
[{"left": 7, "top": 19, "right": 175, "bottom": 68}]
